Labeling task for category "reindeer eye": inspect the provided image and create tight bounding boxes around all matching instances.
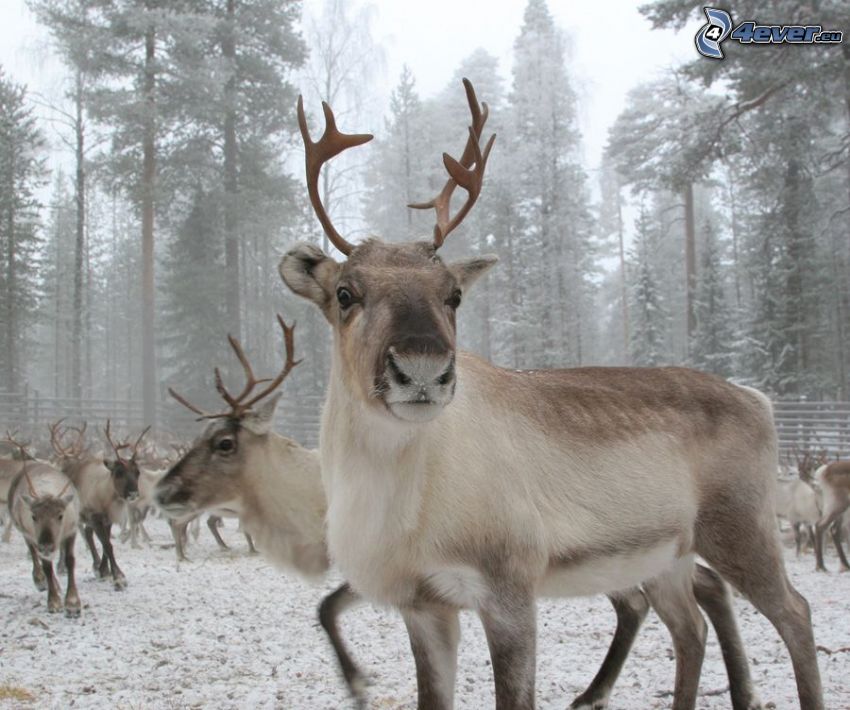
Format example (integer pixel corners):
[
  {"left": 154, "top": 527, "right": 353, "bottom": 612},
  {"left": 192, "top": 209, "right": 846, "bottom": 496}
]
[
  {"left": 216, "top": 438, "right": 235, "bottom": 453},
  {"left": 336, "top": 287, "right": 354, "bottom": 309},
  {"left": 446, "top": 290, "right": 462, "bottom": 309}
]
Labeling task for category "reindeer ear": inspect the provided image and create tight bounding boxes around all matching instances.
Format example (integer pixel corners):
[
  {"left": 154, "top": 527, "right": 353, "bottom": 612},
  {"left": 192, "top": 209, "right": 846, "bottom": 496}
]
[
  {"left": 449, "top": 254, "right": 498, "bottom": 291},
  {"left": 21, "top": 494, "right": 34, "bottom": 506},
  {"left": 279, "top": 243, "right": 340, "bottom": 318},
  {"left": 104, "top": 459, "right": 116, "bottom": 473},
  {"left": 242, "top": 392, "right": 282, "bottom": 436}
]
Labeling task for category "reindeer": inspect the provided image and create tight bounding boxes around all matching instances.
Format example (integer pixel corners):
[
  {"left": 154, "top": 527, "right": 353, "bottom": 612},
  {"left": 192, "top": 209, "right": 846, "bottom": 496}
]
[
  {"left": 50, "top": 419, "right": 143, "bottom": 589},
  {"left": 155, "top": 317, "right": 375, "bottom": 697},
  {"left": 776, "top": 478, "right": 821, "bottom": 556},
  {"left": 812, "top": 460, "right": 850, "bottom": 572},
  {"left": 776, "top": 449, "right": 828, "bottom": 557},
  {"left": 157, "top": 319, "right": 761, "bottom": 710},
  {"left": 278, "top": 80, "right": 822, "bottom": 710},
  {"left": 0, "top": 431, "right": 50, "bottom": 543},
  {"left": 6, "top": 446, "right": 81, "bottom": 616}
]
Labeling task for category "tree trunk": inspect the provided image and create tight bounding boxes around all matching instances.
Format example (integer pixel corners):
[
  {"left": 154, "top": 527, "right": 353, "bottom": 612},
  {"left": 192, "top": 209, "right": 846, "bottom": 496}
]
[
  {"left": 616, "top": 185, "right": 629, "bottom": 362},
  {"left": 223, "top": 0, "right": 241, "bottom": 339},
  {"left": 683, "top": 182, "right": 696, "bottom": 345},
  {"left": 141, "top": 23, "right": 157, "bottom": 426},
  {"left": 72, "top": 71, "right": 85, "bottom": 407},
  {"left": 5, "top": 180, "right": 17, "bottom": 392}
]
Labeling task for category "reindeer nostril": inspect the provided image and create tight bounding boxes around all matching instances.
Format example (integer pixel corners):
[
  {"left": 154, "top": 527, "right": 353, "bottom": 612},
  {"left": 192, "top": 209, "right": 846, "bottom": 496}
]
[
  {"left": 437, "top": 358, "right": 455, "bottom": 386},
  {"left": 386, "top": 350, "right": 412, "bottom": 386}
]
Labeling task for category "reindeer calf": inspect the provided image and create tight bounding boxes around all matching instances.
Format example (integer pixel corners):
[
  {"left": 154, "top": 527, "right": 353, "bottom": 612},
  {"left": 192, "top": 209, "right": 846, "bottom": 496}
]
[{"left": 8, "top": 463, "right": 81, "bottom": 616}]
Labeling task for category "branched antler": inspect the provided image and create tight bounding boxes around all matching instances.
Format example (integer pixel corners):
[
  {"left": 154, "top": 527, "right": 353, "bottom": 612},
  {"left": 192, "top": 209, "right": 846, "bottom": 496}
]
[
  {"left": 48, "top": 419, "right": 87, "bottom": 459},
  {"left": 408, "top": 78, "right": 496, "bottom": 248},
  {"left": 2, "top": 430, "right": 33, "bottom": 461},
  {"left": 105, "top": 419, "right": 151, "bottom": 464},
  {"left": 169, "top": 315, "right": 301, "bottom": 421},
  {"left": 2, "top": 430, "right": 39, "bottom": 498},
  {"left": 297, "top": 97, "right": 373, "bottom": 255}
]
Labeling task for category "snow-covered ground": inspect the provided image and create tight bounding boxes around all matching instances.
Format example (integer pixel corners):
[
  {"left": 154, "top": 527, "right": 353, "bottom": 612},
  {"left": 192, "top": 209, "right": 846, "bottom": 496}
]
[{"left": 0, "top": 518, "right": 847, "bottom": 709}]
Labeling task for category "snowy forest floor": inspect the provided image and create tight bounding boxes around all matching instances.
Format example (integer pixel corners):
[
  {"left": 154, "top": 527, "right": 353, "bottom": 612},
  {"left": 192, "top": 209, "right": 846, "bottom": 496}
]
[{"left": 0, "top": 518, "right": 847, "bottom": 710}]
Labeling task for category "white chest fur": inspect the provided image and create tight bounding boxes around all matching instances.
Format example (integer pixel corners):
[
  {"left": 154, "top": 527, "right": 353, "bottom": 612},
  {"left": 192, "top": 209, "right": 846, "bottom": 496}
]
[{"left": 322, "top": 424, "right": 430, "bottom": 604}]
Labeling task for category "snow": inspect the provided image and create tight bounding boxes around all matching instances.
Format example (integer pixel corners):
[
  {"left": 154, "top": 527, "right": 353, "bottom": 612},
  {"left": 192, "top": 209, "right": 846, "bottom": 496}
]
[{"left": 0, "top": 519, "right": 847, "bottom": 709}]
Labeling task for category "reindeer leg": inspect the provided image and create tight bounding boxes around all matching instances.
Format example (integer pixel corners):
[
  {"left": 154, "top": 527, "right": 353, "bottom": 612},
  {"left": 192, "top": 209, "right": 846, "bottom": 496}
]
[
  {"left": 701, "top": 508, "right": 824, "bottom": 710},
  {"left": 138, "top": 509, "right": 153, "bottom": 544},
  {"left": 170, "top": 519, "right": 189, "bottom": 562},
  {"left": 93, "top": 516, "right": 126, "bottom": 590},
  {"left": 244, "top": 532, "right": 258, "bottom": 554},
  {"left": 207, "top": 515, "right": 229, "bottom": 550},
  {"left": 643, "top": 557, "right": 707, "bottom": 710},
  {"left": 2, "top": 516, "right": 13, "bottom": 542},
  {"left": 83, "top": 524, "right": 101, "bottom": 574},
  {"left": 793, "top": 523, "right": 803, "bottom": 557},
  {"left": 828, "top": 519, "right": 850, "bottom": 571},
  {"left": 63, "top": 535, "right": 81, "bottom": 618},
  {"left": 41, "top": 559, "right": 62, "bottom": 613},
  {"left": 570, "top": 588, "right": 649, "bottom": 710},
  {"left": 319, "top": 583, "right": 368, "bottom": 705},
  {"left": 479, "top": 584, "right": 536, "bottom": 710},
  {"left": 814, "top": 508, "right": 845, "bottom": 572},
  {"left": 27, "top": 542, "right": 47, "bottom": 591},
  {"left": 403, "top": 604, "right": 461, "bottom": 710},
  {"left": 692, "top": 564, "right": 762, "bottom": 710}
]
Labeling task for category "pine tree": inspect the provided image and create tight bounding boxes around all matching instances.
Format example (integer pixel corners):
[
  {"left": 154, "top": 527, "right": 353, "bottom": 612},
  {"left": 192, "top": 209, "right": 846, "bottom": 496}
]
[
  {"left": 363, "top": 65, "right": 425, "bottom": 242},
  {"left": 690, "top": 219, "right": 734, "bottom": 376},
  {"left": 508, "top": 0, "right": 594, "bottom": 366},
  {"left": 0, "top": 69, "right": 46, "bottom": 392},
  {"left": 160, "top": 189, "right": 228, "bottom": 407},
  {"left": 29, "top": 0, "right": 105, "bottom": 406},
  {"left": 629, "top": 206, "right": 667, "bottom": 367}
]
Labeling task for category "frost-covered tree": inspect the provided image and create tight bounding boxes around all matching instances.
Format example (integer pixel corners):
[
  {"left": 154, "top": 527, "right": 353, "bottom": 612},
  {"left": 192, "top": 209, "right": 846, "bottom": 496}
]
[
  {"left": 690, "top": 219, "right": 734, "bottom": 376},
  {"left": 160, "top": 189, "right": 228, "bottom": 407},
  {"left": 0, "top": 70, "right": 46, "bottom": 392},
  {"left": 508, "top": 0, "right": 594, "bottom": 367},
  {"left": 29, "top": 0, "right": 101, "bottom": 405},
  {"left": 629, "top": 205, "right": 667, "bottom": 366},
  {"left": 362, "top": 65, "right": 425, "bottom": 242}
]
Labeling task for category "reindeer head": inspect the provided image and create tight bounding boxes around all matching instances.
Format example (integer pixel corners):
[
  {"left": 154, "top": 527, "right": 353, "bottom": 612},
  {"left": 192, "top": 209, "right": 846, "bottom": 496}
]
[
  {"left": 155, "top": 315, "right": 300, "bottom": 518},
  {"left": 17, "top": 472, "right": 76, "bottom": 561},
  {"left": 103, "top": 421, "right": 150, "bottom": 503},
  {"left": 280, "top": 79, "right": 497, "bottom": 424}
]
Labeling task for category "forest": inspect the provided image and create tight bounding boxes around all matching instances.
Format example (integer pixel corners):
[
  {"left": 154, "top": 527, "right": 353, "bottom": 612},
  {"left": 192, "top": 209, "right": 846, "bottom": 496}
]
[{"left": 1, "top": 0, "right": 848, "bottom": 433}]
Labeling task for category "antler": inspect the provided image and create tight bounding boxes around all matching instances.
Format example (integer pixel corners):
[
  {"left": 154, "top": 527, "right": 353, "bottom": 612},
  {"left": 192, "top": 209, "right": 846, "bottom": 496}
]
[
  {"left": 48, "top": 419, "right": 87, "bottom": 459},
  {"left": 132, "top": 426, "right": 152, "bottom": 460},
  {"left": 408, "top": 78, "right": 496, "bottom": 248},
  {"left": 48, "top": 418, "right": 70, "bottom": 458},
  {"left": 297, "top": 96, "right": 373, "bottom": 255},
  {"left": 2, "top": 430, "right": 31, "bottom": 460},
  {"left": 105, "top": 419, "right": 131, "bottom": 460},
  {"left": 169, "top": 314, "right": 301, "bottom": 421},
  {"left": 3, "top": 431, "right": 40, "bottom": 498}
]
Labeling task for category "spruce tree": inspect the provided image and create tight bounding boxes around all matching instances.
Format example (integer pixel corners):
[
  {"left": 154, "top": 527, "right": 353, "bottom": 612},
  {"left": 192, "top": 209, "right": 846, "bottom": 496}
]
[
  {"left": 0, "top": 69, "right": 46, "bottom": 392},
  {"left": 629, "top": 206, "right": 667, "bottom": 367}
]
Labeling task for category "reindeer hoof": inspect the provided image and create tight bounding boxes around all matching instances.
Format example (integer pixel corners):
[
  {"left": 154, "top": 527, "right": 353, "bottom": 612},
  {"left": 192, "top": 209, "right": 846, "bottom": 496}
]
[
  {"left": 840, "top": 565, "right": 850, "bottom": 573},
  {"left": 570, "top": 694, "right": 609, "bottom": 710},
  {"left": 65, "top": 603, "right": 81, "bottom": 618},
  {"left": 34, "top": 579, "right": 47, "bottom": 592},
  {"left": 113, "top": 577, "right": 127, "bottom": 590},
  {"left": 47, "top": 600, "right": 63, "bottom": 614}
]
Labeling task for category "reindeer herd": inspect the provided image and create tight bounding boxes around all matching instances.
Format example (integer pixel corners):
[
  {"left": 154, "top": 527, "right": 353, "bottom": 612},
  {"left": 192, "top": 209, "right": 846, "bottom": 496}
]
[{"left": 1, "top": 80, "right": 848, "bottom": 710}]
